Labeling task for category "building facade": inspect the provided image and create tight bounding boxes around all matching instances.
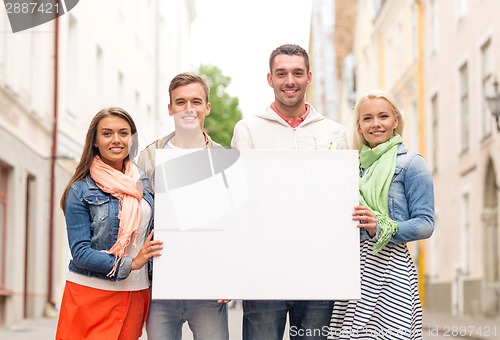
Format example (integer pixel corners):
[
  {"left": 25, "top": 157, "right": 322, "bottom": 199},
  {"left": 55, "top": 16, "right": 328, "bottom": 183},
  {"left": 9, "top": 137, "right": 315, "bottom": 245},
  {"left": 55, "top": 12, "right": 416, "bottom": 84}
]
[
  {"left": 0, "top": 0, "right": 196, "bottom": 326},
  {"left": 423, "top": 0, "right": 500, "bottom": 318},
  {"left": 311, "top": 0, "right": 500, "bottom": 319},
  {"left": 0, "top": 7, "right": 56, "bottom": 324},
  {"left": 309, "top": 0, "right": 339, "bottom": 121}
]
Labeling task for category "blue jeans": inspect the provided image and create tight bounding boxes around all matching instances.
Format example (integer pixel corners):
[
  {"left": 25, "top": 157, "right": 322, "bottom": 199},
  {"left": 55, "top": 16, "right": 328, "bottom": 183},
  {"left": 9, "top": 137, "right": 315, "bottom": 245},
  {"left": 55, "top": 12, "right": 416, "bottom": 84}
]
[
  {"left": 146, "top": 300, "right": 229, "bottom": 340},
  {"left": 243, "top": 300, "right": 334, "bottom": 340}
]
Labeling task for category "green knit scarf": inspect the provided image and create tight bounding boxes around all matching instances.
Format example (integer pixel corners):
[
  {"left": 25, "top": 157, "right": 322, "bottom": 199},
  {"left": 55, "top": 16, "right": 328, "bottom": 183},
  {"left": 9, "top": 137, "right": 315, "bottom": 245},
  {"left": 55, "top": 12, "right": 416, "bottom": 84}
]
[{"left": 359, "top": 134, "right": 402, "bottom": 254}]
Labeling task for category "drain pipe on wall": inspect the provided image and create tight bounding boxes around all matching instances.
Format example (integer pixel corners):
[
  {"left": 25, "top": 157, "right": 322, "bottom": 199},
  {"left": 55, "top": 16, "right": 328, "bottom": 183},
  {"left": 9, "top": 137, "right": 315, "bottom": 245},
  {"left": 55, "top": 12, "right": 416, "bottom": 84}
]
[{"left": 46, "top": 16, "right": 59, "bottom": 316}]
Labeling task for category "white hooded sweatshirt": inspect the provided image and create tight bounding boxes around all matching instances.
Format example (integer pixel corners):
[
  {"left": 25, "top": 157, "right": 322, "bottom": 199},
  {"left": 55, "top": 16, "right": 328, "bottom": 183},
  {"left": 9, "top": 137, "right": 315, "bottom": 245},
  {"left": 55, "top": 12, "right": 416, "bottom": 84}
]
[{"left": 231, "top": 104, "right": 348, "bottom": 150}]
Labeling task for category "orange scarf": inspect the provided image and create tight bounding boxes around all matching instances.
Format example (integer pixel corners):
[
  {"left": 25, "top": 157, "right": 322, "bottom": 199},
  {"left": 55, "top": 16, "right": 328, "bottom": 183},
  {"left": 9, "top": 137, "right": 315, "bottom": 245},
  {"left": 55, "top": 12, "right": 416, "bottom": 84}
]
[{"left": 89, "top": 155, "right": 143, "bottom": 277}]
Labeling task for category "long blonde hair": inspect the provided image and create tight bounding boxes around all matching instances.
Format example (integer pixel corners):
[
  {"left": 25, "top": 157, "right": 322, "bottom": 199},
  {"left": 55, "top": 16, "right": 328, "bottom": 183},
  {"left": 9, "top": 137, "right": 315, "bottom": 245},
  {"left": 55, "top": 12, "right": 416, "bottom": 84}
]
[{"left": 351, "top": 89, "right": 405, "bottom": 150}]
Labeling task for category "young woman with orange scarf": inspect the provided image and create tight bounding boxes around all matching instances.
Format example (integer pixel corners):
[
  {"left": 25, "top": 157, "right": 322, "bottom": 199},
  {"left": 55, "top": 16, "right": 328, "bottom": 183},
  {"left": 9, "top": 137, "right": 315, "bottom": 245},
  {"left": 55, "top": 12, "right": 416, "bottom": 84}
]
[{"left": 56, "top": 107, "right": 163, "bottom": 340}]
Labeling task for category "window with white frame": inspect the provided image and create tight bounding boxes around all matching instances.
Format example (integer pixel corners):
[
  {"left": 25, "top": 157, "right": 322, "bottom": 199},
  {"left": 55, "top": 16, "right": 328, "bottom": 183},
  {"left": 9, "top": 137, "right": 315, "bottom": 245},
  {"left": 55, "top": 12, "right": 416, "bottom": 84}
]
[
  {"left": 385, "top": 35, "right": 393, "bottom": 87},
  {"left": 0, "top": 165, "right": 8, "bottom": 289},
  {"left": 397, "top": 20, "right": 403, "bottom": 74},
  {"left": 146, "top": 0, "right": 154, "bottom": 55},
  {"left": 431, "top": 94, "right": 439, "bottom": 173},
  {"left": 95, "top": 46, "right": 104, "bottom": 109},
  {"left": 372, "top": 0, "right": 382, "bottom": 15},
  {"left": 410, "top": 3, "right": 418, "bottom": 62},
  {"left": 67, "top": 15, "right": 78, "bottom": 117},
  {"left": 135, "top": 0, "right": 143, "bottom": 38},
  {"left": 0, "top": 17, "right": 4, "bottom": 85},
  {"left": 457, "top": 0, "right": 468, "bottom": 21},
  {"left": 459, "top": 63, "right": 469, "bottom": 153},
  {"left": 147, "top": 105, "right": 152, "bottom": 122},
  {"left": 430, "top": 0, "right": 439, "bottom": 53},
  {"left": 411, "top": 101, "right": 419, "bottom": 150},
  {"left": 460, "top": 191, "right": 471, "bottom": 274},
  {"left": 135, "top": 91, "right": 142, "bottom": 143},
  {"left": 30, "top": 30, "right": 49, "bottom": 116},
  {"left": 135, "top": 91, "right": 141, "bottom": 120},
  {"left": 481, "top": 40, "right": 493, "bottom": 138},
  {"left": 4, "top": 27, "right": 18, "bottom": 92},
  {"left": 18, "top": 29, "right": 33, "bottom": 105},
  {"left": 363, "top": 47, "right": 371, "bottom": 89},
  {"left": 429, "top": 211, "right": 439, "bottom": 280},
  {"left": 117, "top": 71, "right": 124, "bottom": 107}
]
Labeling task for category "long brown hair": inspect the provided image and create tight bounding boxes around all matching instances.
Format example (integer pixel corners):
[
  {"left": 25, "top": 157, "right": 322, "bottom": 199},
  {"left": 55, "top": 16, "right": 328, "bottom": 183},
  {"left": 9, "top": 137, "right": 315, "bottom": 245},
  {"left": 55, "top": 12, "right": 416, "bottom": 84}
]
[{"left": 60, "top": 107, "right": 138, "bottom": 211}]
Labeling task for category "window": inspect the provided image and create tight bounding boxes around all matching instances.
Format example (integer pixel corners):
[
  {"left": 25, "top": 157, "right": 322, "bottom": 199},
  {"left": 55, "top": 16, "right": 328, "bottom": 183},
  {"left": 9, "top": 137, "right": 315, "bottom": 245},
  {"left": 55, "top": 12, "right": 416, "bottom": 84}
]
[
  {"left": 397, "top": 20, "right": 403, "bottom": 74},
  {"left": 18, "top": 30, "right": 33, "bottom": 105},
  {"left": 0, "top": 165, "right": 7, "bottom": 325},
  {"left": 23, "top": 174, "right": 36, "bottom": 318},
  {"left": 0, "top": 15, "right": 5, "bottom": 84},
  {"left": 0, "top": 165, "right": 8, "bottom": 289},
  {"left": 95, "top": 46, "right": 104, "bottom": 109},
  {"left": 429, "top": 212, "right": 439, "bottom": 281},
  {"left": 484, "top": 161, "right": 499, "bottom": 283},
  {"left": 481, "top": 40, "right": 493, "bottom": 138},
  {"left": 135, "top": 0, "right": 143, "bottom": 37},
  {"left": 457, "top": 0, "right": 468, "bottom": 21},
  {"left": 411, "top": 101, "right": 419, "bottom": 150},
  {"left": 147, "top": 105, "right": 152, "bottom": 123},
  {"left": 135, "top": 91, "right": 141, "bottom": 125},
  {"left": 431, "top": 94, "right": 439, "bottom": 173},
  {"left": 363, "top": 47, "right": 371, "bottom": 89},
  {"left": 372, "top": 0, "right": 382, "bottom": 15},
  {"left": 30, "top": 31, "right": 43, "bottom": 114},
  {"left": 410, "top": 3, "right": 418, "bottom": 61},
  {"left": 67, "top": 15, "right": 79, "bottom": 116},
  {"left": 385, "top": 35, "right": 393, "bottom": 87},
  {"left": 460, "top": 191, "right": 471, "bottom": 273},
  {"left": 146, "top": 0, "right": 154, "bottom": 54},
  {"left": 459, "top": 63, "right": 469, "bottom": 153},
  {"left": 429, "top": 0, "right": 440, "bottom": 52},
  {"left": 117, "top": 72, "right": 124, "bottom": 107},
  {"left": 4, "top": 27, "right": 18, "bottom": 92}
]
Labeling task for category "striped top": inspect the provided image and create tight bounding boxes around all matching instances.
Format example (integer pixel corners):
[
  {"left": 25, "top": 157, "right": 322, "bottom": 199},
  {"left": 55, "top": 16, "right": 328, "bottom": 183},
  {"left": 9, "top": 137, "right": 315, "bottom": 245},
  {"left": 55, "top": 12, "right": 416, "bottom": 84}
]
[{"left": 328, "top": 239, "right": 423, "bottom": 339}]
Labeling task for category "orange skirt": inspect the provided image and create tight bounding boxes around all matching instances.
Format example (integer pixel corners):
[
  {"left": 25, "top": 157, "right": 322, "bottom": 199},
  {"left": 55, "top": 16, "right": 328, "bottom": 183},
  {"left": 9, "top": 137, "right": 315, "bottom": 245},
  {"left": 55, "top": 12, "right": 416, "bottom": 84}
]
[{"left": 55, "top": 281, "right": 150, "bottom": 340}]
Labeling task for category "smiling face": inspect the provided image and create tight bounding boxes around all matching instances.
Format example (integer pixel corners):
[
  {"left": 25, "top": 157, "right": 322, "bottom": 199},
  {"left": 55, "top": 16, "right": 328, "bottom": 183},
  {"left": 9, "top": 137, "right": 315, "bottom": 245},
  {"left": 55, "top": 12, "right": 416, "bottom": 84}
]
[
  {"left": 94, "top": 115, "right": 132, "bottom": 170},
  {"left": 267, "top": 54, "right": 312, "bottom": 115},
  {"left": 358, "top": 98, "right": 399, "bottom": 148},
  {"left": 168, "top": 82, "right": 211, "bottom": 131}
]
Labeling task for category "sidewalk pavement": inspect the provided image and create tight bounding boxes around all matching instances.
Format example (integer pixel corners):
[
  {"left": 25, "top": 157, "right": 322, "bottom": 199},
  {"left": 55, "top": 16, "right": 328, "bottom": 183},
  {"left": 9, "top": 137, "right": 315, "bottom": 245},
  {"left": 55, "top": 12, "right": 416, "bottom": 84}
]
[
  {"left": 422, "top": 309, "right": 500, "bottom": 339},
  {"left": 0, "top": 303, "right": 244, "bottom": 340},
  {"left": 0, "top": 316, "right": 57, "bottom": 340},
  {"left": 1, "top": 307, "right": 499, "bottom": 339}
]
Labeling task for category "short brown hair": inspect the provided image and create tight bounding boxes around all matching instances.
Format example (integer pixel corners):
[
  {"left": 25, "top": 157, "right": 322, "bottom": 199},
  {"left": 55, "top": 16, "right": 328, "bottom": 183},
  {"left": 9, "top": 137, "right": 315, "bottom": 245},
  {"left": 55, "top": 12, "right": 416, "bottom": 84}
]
[
  {"left": 169, "top": 72, "right": 210, "bottom": 104},
  {"left": 269, "top": 44, "right": 310, "bottom": 73}
]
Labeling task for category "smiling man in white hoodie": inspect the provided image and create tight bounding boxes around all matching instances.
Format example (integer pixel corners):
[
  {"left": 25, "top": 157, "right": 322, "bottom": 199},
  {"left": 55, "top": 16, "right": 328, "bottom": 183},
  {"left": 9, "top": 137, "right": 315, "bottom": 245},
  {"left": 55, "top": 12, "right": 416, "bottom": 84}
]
[
  {"left": 137, "top": 72, "right": 229, "bottom": 340},
  {"left": 231, "top": 44, "right": 348, "bottom": 340}
]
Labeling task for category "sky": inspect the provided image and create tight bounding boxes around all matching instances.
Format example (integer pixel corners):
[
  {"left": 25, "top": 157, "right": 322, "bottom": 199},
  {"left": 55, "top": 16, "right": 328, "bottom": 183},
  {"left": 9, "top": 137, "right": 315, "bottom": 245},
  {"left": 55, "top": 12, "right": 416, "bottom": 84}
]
[{"left": 191, "top": 0, "right": 313, "bottom": 118}]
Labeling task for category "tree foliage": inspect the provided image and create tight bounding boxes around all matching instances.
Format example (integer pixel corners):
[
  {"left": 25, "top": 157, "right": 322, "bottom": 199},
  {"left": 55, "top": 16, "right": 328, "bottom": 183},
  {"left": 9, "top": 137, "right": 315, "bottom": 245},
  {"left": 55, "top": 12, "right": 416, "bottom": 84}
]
[{"left": 198, "top": 64, "right": 243, "bottom": 147}]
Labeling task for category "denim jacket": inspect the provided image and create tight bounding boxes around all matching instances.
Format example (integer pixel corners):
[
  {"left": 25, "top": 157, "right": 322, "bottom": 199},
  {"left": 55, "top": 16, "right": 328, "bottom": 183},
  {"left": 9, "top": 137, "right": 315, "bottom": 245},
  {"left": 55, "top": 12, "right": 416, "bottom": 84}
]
[
  {"left": 360, "top": 144, "right": 435, "bottom": 245},
  {"left": 64, "top": 171, "right": 154, "bottom": 281}
]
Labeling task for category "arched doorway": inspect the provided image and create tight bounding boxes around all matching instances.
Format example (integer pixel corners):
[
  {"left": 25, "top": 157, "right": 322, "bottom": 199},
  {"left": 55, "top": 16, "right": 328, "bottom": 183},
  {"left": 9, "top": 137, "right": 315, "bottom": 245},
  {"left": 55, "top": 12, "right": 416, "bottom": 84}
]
[{"left": 482, "top": 158, "right": 499, "bottom": 317}]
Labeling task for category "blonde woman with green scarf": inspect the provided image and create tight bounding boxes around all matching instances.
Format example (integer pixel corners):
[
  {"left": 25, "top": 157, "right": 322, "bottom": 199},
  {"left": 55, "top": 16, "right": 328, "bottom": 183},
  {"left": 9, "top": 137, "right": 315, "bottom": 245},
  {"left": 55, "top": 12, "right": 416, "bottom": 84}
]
[{"left": 328, "top": 90, "right": 434, "bottom": 340}]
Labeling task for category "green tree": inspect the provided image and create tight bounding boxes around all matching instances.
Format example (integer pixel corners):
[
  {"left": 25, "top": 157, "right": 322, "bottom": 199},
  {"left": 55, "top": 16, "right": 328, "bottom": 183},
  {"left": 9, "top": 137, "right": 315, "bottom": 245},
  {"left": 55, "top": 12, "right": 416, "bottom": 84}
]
[{"left": 198, "top": 64, "right": 243, "bottom": 147}]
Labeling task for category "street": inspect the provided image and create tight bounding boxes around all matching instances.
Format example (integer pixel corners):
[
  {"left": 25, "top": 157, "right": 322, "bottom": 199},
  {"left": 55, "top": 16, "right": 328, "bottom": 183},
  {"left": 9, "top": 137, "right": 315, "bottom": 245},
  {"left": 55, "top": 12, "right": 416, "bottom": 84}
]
[{"left": 2, "top": 302, "right": 498, "bottom": 339}]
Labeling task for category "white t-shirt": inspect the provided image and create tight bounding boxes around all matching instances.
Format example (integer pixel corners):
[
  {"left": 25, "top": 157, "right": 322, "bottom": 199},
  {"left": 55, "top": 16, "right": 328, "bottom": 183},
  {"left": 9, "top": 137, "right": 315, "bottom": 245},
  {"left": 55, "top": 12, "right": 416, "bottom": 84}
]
[{"left": 67, "top": 198, "right": 152, "bottom": 291}]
